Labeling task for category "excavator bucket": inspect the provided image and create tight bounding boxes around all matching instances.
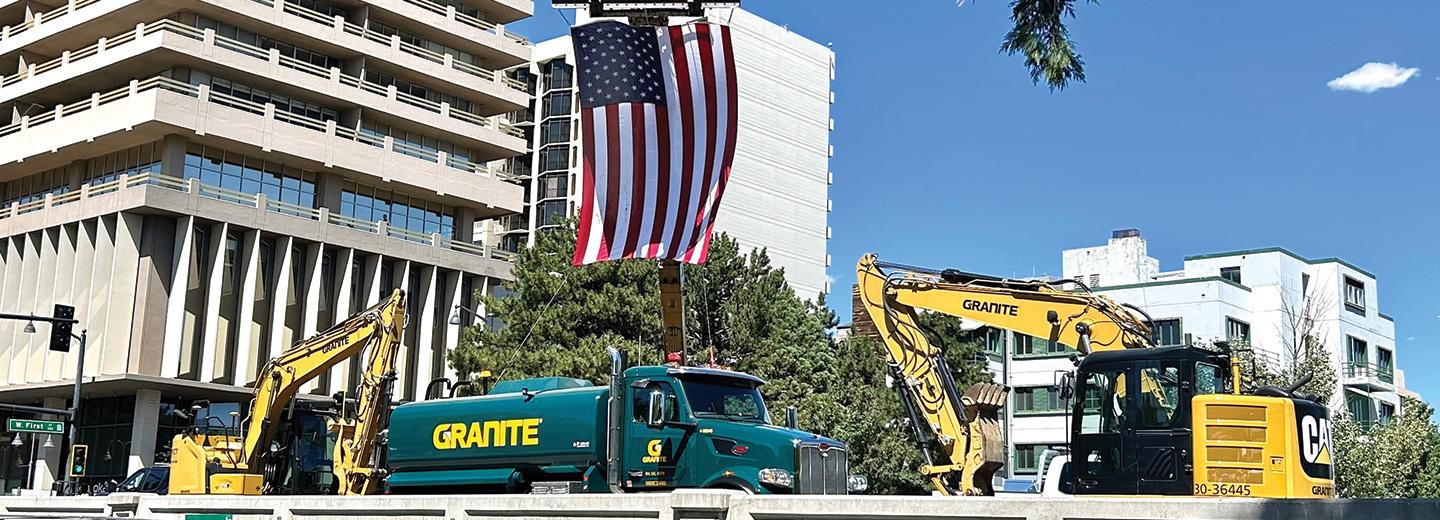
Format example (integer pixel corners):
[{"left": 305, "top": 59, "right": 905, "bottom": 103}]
[{"left": 957, "top": 382, "right": 1008, "bottom": 495}]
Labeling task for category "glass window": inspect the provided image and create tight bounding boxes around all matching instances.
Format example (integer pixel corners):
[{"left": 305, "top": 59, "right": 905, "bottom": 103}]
[
  {"left": 338, "top": 180, "right": 455, "bottom": 240},
  {"left": 1012, "top": 444, "right": 1049, "bottom": 474},
  {"left": 681, "top": 377, "right": 767, "bottom": 422},
  {"left": 1080, "top": 368, "right": 1126, "bottom": 435},
  {"left": 546, "top": 61, "right": 574, "bottom": 90},
  {"left": 1137, "top": 365, "right": 1180, "bottom": 428},
  {"left": 1377, "top": 348, "right": 1393, "bottom": 378},
  {"left": 1196, "top": 363, "right": 1224, "bottom": 395},
  {"left": 1220, "top": 266, "right": 1242, "bottom": 285},
  {"left": 1014, "top": 387, "right": 1065, "bottom": 414},
  {"left": 631, "top": 381, "right": 679, "bottom": 423},
  {"left": 1225, "top": 317, "right": 1250, "bottom": 343},
  {"left": 545, "top": 92, "right": 573, "bottom": 117},
  {"left": 1344, "top": 277, "right": 1366, "bottom": 313},
  {"left": 1150, "top": 319, "right": 1182, "bottom": 347},
  {"left": 1014, "top": 333, "right": 1073, "bottom": 357}
]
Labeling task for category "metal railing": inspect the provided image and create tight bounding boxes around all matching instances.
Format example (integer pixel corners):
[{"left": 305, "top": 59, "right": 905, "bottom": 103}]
[
  {"left": 1344, "top": 362, "right": 1395, "bottom": 384},
  {"left": 0, "top": 173, "right": 516, "bottom": 262},
  {"left": 0, "top": 20, "right": 524, "bottom": 138},
  {"left": 1, "top": 71, "right": 520, "bottom": 179},
  {"left": 0, "top": 0, "right": 528, "bottom": 94}
]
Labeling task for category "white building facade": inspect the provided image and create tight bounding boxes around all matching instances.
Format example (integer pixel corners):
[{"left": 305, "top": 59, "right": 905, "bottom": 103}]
[
  {"left": 0, "top": 0, "right": 534, "bottom": 492},
  {"left": 990, "top": 230, "right": 1403, "bottom": 478},
  {"left": 487, "top": 8, "right": 835, "bottom": 297}
]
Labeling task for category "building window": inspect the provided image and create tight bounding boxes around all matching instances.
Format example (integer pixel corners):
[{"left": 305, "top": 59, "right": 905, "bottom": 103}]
[
  {"left": 367, "top": 19, "right": 477, "bottom": 66},
  {"left": 537, "top": 200, "right": 567, "bottom": 227},
  {"left": 194, "top": 16, "right": 344, "bottom": 71},
  {"left": 85, "top": 142, "right": 163, "bottom": 185},
  {"left": 1344, "top": 277, "right": 1366, "bottom": 315},
  {"left": 359, "top": 121, "right": 480, "bottom": 164},
  {"left": 1088, "top": 273, "right": 1100, "bottom": 287},
  {"left": 2, "top": 166, "right": 71, "bottom": 206},
  {"left": 545, "top": 91, "right": 573, "bottom": 117},
  {"left": 538, "top": 174, "right": 568, "bottom": 200},
  {"left": 364, "top": 69, "right": 475, "bottom": 113},
  {"left": 1377, "top": 348, "right": 1394, "bottom": 383},
  {"left": 542, "top": 119, "right": 571, "bottom": 145},
  {"left": 1220, "top": 266, "right": 1242, "bottom": 285},
  {"left": 541, "top": 146, "right": 570, "bottom": 172},
  {"left": 1012, "top": 444, "right": 1049, "bottom": 474},
  {"left": 1225, "top": 317, "right": 1250, "bottom": 343},
  {"left": 1346, "top": 391, "right": 1374, "bottom": 427},
  {"left": 1301, "top": 273, "right": 1310, "bottom": 295},
  {"left": 1346, "top": 336, "right": 1368, "bottom": 365},
  {"left": 545, "top": 61, "right": 574, "bottom": 91},
  {"left": 191, "top": 72, "right": 339, "bottom": 122},
  {"left": 182, "top": 146, "right": 316, "bottom": 209},
  {"left": 1013, "top": 333, "right": 1072, "bottom": 358},
  {"left": 1150, "top": 318, "right": 1182, "bottom": 347},
  {"left": 340, "top": 180, "right": 456, "bottom": 240},
  {"left": 1378, "top": 402, "right": 1396, "bottom": 424},
  {"left": 1013, "top": 387, "right": 1065, "bottom": 415}
]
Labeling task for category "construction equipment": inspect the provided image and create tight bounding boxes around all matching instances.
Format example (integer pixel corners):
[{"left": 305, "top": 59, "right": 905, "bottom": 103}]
[
  {"left": 168, "top": 290, "right": 406, "bottom": 495},
  {"left": 855, "top": 254, "right": 1334, "bottom": 499}
]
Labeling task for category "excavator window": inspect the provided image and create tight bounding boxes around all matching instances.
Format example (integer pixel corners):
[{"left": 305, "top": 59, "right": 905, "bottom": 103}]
[
  {"left": 1195, "top": 362, "right": 1225, "bottom": 395},
  {"left": 1136, "top": 365, "right": 1181, "bottom": 428},
  {"left": 1079, "top": 369, "right": 1127, "bottom": 435}
]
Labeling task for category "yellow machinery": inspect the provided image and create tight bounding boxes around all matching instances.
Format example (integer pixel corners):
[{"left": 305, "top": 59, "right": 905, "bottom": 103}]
[
  {"left": 855, "top": 254, "right": 1334, "bottom": 498},
  {"left": 169, "top": 290, "right": 406, "bottom": 495}
]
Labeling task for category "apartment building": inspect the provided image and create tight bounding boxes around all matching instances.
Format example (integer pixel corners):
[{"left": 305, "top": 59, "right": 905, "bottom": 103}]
[
  {"left": 485, "top": 8, "right": 835, "bottom": 297},
  {"left": 987, "top": 230, "right": 1404, "bottom": 478},
  {"left": 0, "top": 0, "right": 533, "bottom": 492}
]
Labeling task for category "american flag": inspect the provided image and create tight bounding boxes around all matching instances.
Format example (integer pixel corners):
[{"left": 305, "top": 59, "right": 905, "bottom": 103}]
[{"left": 570, "top": 20, "right": 738, "bottom": 266}]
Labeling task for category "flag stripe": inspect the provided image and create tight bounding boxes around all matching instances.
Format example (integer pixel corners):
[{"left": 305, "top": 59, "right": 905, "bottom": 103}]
[{"left": 572, "top": 21, "right": 738, "bottom": 267}]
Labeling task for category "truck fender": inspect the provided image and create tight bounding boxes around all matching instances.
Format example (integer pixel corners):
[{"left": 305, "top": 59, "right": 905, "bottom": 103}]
[{"left": 705, "top": 476, "right": 756, "bottom": 494}]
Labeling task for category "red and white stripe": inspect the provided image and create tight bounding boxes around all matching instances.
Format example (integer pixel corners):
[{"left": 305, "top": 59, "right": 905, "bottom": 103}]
[{"left": 573, "top": 23, "right": 738, "bottom": 266}]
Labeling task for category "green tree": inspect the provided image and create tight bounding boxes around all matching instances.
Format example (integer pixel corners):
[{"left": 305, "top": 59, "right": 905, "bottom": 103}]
[
  {"left": 1333, "top": 397, "right": 1440, "bottom": 498},
  {"left": 970, "top": 0, "right": 1097, "bottom": 91}
]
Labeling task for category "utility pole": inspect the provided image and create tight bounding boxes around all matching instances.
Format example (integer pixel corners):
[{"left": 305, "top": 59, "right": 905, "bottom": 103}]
[{"left": 0, "top": 305, "right": 83, "bottom": 495}]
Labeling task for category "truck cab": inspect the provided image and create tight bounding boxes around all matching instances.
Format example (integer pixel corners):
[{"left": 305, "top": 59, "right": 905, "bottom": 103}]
[{"left": 622, "top": 365, "right": 859, "bottom": 494}]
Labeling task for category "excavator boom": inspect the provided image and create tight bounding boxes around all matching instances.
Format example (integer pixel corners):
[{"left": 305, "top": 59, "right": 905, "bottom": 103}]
[{"left": 854, "top": 254, "right": 1153, "bottom": 495}]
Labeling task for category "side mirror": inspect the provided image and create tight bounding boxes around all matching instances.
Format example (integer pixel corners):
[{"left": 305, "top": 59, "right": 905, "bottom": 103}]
[
  {"left": 647, "top": 390, "right": 666, "bottom": 426},
  {"left": 1058, "top": 373, "right": 1075, "bottom": 401}
]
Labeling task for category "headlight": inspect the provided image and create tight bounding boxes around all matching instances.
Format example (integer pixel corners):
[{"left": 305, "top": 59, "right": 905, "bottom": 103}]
[
  {"left": 847, "top": 474, "right": 869, "bottom": 493},
  {"left": 757, "top": 468, "right": 793, "bottom": 488}
]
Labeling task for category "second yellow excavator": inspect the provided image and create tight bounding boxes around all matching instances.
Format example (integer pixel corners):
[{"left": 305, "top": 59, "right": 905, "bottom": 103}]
[
  {"left": 168, "top": 290, "right": 406, "bottom": 495},
  {"left": 855, "top": 254, "right": 1334, "bottom": 499}
]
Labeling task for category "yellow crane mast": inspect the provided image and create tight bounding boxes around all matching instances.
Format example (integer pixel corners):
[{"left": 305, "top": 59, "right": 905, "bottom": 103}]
[{"left": 169, "top": 290, "right": 406, "bottom": 495}]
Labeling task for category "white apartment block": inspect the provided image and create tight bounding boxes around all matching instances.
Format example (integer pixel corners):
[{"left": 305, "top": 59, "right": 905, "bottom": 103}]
[
  {"left": 486, "top": 8, "right": 834, "bottom": 297},
  {"left": 0, "top": 0, "right": 534, "bottom": 492},
  {"left": 988, "top": 230, "right": 1403, "bottom": 478}
]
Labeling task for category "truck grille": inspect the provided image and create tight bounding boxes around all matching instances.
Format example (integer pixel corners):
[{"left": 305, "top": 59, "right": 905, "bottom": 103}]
[{"left": 795, "top": 444, "right": 847, "bottom": 494}]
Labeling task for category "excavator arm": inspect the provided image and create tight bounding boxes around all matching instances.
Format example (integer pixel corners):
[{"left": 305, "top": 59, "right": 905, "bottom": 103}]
[
  {"left": 241, "top": 290, "right": 406, "bottom": 487},
  {"left": 330, "top": 291, "right": 406, "bottom": 495},
  {"left": 854, "top": 254, "right": 1154, "bottom": 495}
]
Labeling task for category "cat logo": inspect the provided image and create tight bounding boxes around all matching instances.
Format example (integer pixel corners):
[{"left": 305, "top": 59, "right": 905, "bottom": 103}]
[
  {"left": 1300, "top": 414, "right": 1332, "bottom": 465},
  {"left": 642, "top": 439, "right": 668, "bottom": 464}
]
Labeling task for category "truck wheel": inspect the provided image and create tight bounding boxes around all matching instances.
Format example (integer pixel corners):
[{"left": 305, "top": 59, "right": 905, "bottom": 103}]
[{"left": 707, "top": 479, "right": 755, "bottom": 494}]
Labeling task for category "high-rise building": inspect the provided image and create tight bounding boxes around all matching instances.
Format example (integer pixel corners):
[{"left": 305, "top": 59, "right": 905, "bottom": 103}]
[
  {"left": 487, "top": 8, "right": 835, "bottom": 297},
  {"left": 0, "top": 0, "right": 533, "bottom": 491},
  {"left": 986, "top": 230, "right": 1406, "bottom": 479}
]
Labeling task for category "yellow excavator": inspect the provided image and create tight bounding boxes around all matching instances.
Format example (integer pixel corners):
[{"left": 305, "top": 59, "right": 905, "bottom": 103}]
[
  {"left": 855, "top": 254, "right": 1334, "bottom": 499},
  {"left": 169, "top": 290, "right": 406, "bottom": 495}
]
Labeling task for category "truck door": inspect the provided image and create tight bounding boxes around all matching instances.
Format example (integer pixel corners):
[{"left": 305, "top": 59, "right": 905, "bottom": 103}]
[
  {"left": 625, "top": 381, "right": 689, "bottom": 490},
  {"left": 1072, "top": 364, "right": 1135, "bottom": 495},
  {"left": 1133, "top": 361, "right": 1191, "bottom": 495}
]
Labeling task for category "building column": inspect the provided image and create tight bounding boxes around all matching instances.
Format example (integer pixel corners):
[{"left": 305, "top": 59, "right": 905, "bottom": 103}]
[
  {"left": 31, "top": 397, "right": 66, "bottom": 491},
  {"left": 363, "top": 254, "right": 383, "bottom": 306},
  {"left": 300, "top": 242, "right": 324, "bottom": 393},
  {"left": 0, "top": 236, "right": 13, "bottom": 386},
  {"left": 69, "top": 222, "right": 97, "bottom": 378},
  {"left": 199, "top": 222, "right": 229, "bottom": 383},
  {"left": 267, "top": 237, "right": 296, "bottom": 360},
  {"left": 393, "top": 260, "right": 413, "bottom": 400},
  {"left": 455, "top": 207, "right": 477, "bottom": 243},
  {"left": 103, "top": 213, "right": 144, "bottom": 378},
  {"left": 15, "top": 232, "right": 41, "bottom": 384},
  {"left": 329, "top": 248, "right": 356, "bottom": 393},
  {"left": 159, "top": 134, "right": 188, "bottom": 177},
  {"left": 85, "top": 217, "right": 115, "bottom": 381},
  {"left": 412, "top": 265, "right": 438, "bottom": 400},
  {"left": 128, "top": 389, "right": 162, "bottom": 474},
  {"left": 35, "top": 229, "right": 60, "bottom": 382},
  {"left": 161, "top": 216, "right": 196, "bottom": 378},
  {"left": 48, "top": 225, "right": 76, "bottom": 382},
  {"left": 441, "top": 270, "right": 462, "bottom": 382},
  {"left": 233, "top": 230, "right": 263, "bottom": 385}
]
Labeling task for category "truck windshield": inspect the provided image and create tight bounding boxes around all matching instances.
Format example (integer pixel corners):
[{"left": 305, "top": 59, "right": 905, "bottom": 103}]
[{"left": 681, "top": 377, "right": 768, "bottom": 423}]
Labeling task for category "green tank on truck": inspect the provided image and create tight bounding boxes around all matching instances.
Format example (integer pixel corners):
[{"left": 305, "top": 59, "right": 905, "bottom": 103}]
[{"left": 384, "top": 349, "right": 865, "bottom": 494}]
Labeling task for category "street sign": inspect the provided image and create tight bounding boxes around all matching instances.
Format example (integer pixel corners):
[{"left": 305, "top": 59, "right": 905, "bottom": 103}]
[{"left": 7, "top": 418, "right": 64, "bottom": 434}]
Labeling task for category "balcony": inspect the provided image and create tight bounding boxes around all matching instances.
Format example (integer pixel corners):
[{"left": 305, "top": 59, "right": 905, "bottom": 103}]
[
  {"left": 0, "top": 76, "right": 523, "bottom": 211},
  {"left": 0, "top": 172, "right": 519, "bottom": 268},
  {"left": 1343, "top": 362, "right": 1395, "bottom": 391}
]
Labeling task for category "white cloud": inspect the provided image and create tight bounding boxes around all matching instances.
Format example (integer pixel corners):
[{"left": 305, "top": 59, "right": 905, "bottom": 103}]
[{"left": 1327, "top": 62, "right": 1420, "bottom": 93}]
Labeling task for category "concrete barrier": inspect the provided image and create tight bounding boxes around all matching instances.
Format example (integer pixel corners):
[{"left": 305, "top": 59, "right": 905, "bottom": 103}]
[{"left": 2, "top": 491, "right": 1438, "bottom": 520}]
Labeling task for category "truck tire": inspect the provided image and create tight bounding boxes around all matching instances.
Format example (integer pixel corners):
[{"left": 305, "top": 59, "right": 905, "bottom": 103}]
[{"left": 706, "top": 478, "right": 755, "bottom": 494}]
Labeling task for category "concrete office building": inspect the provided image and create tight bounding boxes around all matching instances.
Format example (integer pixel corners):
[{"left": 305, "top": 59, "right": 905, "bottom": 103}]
[
  {"left": 0, "top": 0, "right": 534, "bottom": 492},
  {"left": 485, "top": 8, "right": 835, "bottom": 297},
  {"left": 988, "top": 230, "right": 1404, "bottom": 478}
]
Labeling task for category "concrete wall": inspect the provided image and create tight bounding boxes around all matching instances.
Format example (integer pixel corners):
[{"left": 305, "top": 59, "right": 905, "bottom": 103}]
[{"left": 2, "top": 491, "right": 1437, "bottom": 520}]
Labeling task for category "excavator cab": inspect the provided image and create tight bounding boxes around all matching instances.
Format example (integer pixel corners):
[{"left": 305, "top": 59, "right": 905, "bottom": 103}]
[{"left": 1069, "top": 346, "right": 1228, "bottom": 495}]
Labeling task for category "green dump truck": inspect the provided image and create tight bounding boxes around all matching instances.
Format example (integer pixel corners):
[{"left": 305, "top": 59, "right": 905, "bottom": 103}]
[{"left": 384, "top": 349, "right": 863, "bottom": 494}]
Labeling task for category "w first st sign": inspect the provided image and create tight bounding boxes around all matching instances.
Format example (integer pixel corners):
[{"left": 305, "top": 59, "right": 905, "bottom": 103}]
[{"left": 8, "top": 418, "right": 65, "bottom": 434}]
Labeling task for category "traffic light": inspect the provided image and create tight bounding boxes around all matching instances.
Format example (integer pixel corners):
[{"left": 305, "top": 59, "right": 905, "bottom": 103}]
[
  {"left": 49, "top": 304, "right": 74, "bottom": 352},
  {"left": 68, "top": 444, "right": 88, "bottom": 477}
]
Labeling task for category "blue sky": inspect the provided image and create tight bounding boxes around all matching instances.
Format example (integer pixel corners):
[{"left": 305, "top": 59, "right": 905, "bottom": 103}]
[{"left": 513, "top": 2, "right": 1440, "bottom": 400}]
